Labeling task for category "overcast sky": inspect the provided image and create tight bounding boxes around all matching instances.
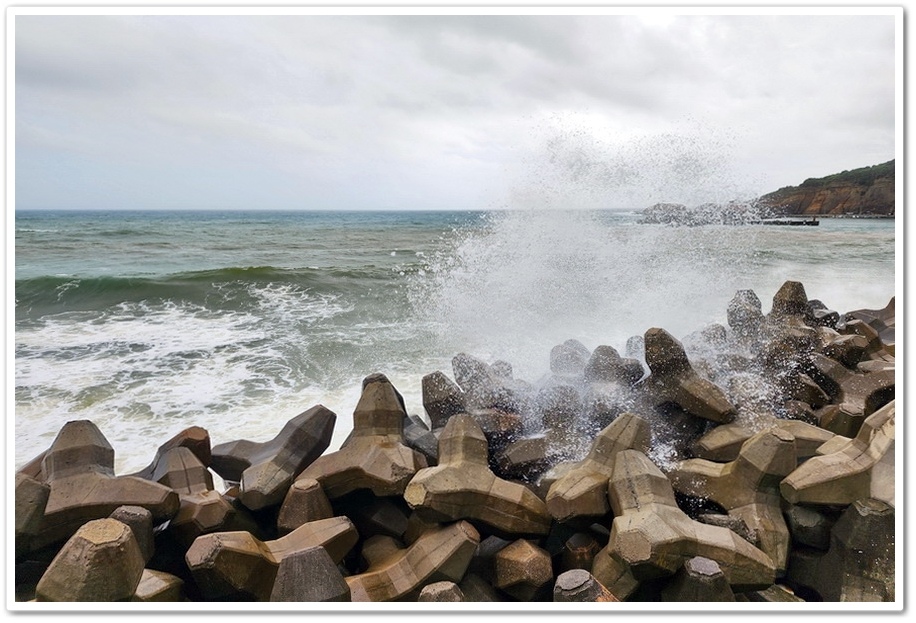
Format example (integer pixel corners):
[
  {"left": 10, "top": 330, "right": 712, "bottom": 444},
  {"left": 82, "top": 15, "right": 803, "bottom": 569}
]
[{"left": 14, "top": 11, "right": 898, "bottom": 211}]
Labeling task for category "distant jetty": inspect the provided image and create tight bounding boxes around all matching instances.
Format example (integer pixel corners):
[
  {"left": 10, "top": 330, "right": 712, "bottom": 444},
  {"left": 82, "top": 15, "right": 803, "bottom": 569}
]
[{"left": 753, "top": 217, "right": 820, "bottom": 227}]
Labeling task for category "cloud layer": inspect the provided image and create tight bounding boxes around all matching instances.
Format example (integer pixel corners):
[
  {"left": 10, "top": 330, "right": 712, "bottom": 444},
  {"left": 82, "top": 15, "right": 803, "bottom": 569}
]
[{"left": 15, "top": 13, "right": 897, "bottom": 210}]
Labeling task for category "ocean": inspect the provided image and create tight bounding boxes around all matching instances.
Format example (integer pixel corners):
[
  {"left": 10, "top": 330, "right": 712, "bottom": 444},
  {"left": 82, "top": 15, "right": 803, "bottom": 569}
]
[{"left": 13, "top": 209, "right": 896, "bottom": 474}]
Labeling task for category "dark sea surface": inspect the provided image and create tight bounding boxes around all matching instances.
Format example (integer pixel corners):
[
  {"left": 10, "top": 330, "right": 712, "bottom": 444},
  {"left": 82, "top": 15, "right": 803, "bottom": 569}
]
[{"left": 14, "top": 209, "right": 896, "bottom": 472}]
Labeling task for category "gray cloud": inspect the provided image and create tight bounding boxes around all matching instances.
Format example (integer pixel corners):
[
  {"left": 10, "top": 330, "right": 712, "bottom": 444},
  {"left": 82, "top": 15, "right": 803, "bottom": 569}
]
[{"left": 15, "top": 12, "right": 896, "bottom": 210}]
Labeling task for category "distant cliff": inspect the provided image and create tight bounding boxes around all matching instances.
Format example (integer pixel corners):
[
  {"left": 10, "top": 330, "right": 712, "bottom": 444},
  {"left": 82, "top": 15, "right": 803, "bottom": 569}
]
[{"left": 758, "top": 160, "right": 895, "bottom": 216}]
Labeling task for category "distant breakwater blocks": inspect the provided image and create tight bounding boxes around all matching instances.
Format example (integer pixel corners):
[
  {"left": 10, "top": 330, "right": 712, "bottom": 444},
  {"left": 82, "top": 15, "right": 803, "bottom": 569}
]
[{"left": 14, "top": 282, "right": 896, "bottom": 604}]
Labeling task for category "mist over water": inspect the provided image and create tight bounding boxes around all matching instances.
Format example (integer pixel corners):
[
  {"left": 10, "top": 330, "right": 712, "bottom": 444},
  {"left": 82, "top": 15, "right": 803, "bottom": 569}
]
[{"left": 415, "top": 210, "right": 749, "bottom": 378}]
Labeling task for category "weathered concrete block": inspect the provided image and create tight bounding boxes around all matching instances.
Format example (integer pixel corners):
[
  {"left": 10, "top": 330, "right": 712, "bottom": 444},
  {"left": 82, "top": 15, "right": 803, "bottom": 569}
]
[
  {"left": 559, "top": 532, "right": 602, "bottom": 573},
  {"left": 467, "top": 408, "right": 524, "bottom": 453},
  {"left": 580, "top": 383, "right": 628, "bottom": 434},
  {"left": 660, "top": 556, "right": 736, "bottom": 602},
  {"left": 844, "top": 296, "right": 894, "bottom": 347},
  {"left": 422, "top": 371, "right": 466, "bottom": 429},
  {"left": 269, "top": 545, "right": 351, "bottom": 602},
  {"left": 691, "top": 419, "right": 834, "bottom": 464},
  {"left": 346, "top": 520, "right": 479, "bottom": 602},
  {"left": 781, "top": 400, "right": 894, "bottom": 507},
  {"left": 459, "top": 572, "right": 504, "bottom": 601},
  {"left": 822, "top": 333, "right": 869, "bottom": 368},
  {"left": 696, "top": 514, "right": 758, "bottom": 547},
  {"left": 35, "top": 518, "right": 145, "bottom": 602},
  {"left": 769, "top": 280, "right": 808, "bottom": 318},
  {"left": 784, "top": 372, "right": 831, "bottom": 410},
  {"left": 727, "top": 289, "right": 764, "bottom": 337},
  {"left": 736, "top": 584, "right": 805, "bottom": 602},
  {"left": 335, "top": 489, "right": 411, "bottom": 541},
  {"left": 642, "top": 328, "right": 736, "bottom": 424},
  {"left": 551, "top": 339, "right": 591, "bottom": 376},
  {"left": 584, "top": 345, "right": 643, "bottom": 385},
  {"left": 536, "top": 384, "right": 583, "bottom": 450},
  {"left": 782, "top": 400, "right": 819, "bottom": 426},
  {"left": 297, "top": 374, "right": 427, "bottom": 499},
  {"left": 418, "top": 580, "right": 465, "bottom": 602},
  {"left": 787, "top": 498, "right": 894, "bottom": 602},
  {"left": 185, "top": 516, "right": 358, "bottom": 601},
  {"left": 668, "top": 428, "right": 796, "bottom": 573},
  {"left": 210, "top": 405, "right": 336, "bottom": 511},
  {"left": 493, "top": 539, "right": 554, "bottom": 601},
  {"left": 403, "top": 417, "right": 440, "bottom": 465},
  {"left": 452, "top": 353, "right": 528, "bottom": 411},
  {"left": 545, "top": 412, "right": 651, "bottom": 523},
  {"left": 109, "top": 505, "right": 154, "bottom": 564},
  {"left": 32, "top": 420, "right": 180, "bottom": 552},
  {"left": 805, "top": 353, "right": 894, "bottom": 437},
  {"left": 593, "top": 450, "right": 775, "bottom": 596},
  {"left": 553, "top": 569, "right": 617, "bottom": 602},
  {"left": 466, "top": 534, "right": 512, "bottom": 581},
  {"left": 150, "top": 446, "right": 214, "bottom": 494},
  {"left": 806, "top": 299, "right": 840, "bottom": 329},
  {"left": 276, "top": 477, "right": 334, "bottom": 535},
  {"left": 494, "top": 434, "right": 554, "bottom": 482},
  {"left": 15, "top": 472, "right": 50, "bottom": 559},
  {"left": 148, "top": 446, "right": 259, "bottom": 552},
  {"left": 404, "top": 414, "right": 551, "bottom": 537},
  {"left": 784, "top": 504, "right": 835, "bottom": 551},
  {"left": 820, "top": 498, "right": 895, "bottom": 601},
  {"left": 757, "top": 324, "right": 819, "bottom": 372},
  {"left": 131, "top": 426, "right": 212, "bottom": 480},
  {"left": 132, "top": 569, "right": 185, "bottom": 602},
  {"left": 589, "top": 548, "right": 639, "bottom": 601},
  {"left": 842, "top": 318, "right": 893, "bottom": 363}
]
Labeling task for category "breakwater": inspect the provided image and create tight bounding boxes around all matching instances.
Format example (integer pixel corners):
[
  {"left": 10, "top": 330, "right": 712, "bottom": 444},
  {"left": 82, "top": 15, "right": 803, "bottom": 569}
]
[{"left": 15, "top": 281, "right": 896, "bottom": 605}]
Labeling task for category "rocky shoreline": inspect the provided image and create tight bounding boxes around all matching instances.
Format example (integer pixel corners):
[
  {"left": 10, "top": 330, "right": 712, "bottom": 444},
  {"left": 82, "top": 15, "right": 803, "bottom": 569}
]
[{"left": 14, "top": 281, "right": 896, "bottom": 605}]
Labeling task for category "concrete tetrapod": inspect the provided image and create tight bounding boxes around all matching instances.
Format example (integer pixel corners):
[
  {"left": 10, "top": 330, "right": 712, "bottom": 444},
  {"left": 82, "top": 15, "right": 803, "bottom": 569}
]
[
  {"left": 493, "top": 538, "right": 554, "bottom": 601},
  {"left": 641, "top": 328, "right": 737, "bottom": 424},
  {"left": 210, "top": 405, "right": 336, "bottom": 510},
  {"left": 297, "top": 374, "right": 427, "bottom": 499},
  {"left": 805, "top": 353, "right": 894, "bottom": 437},
  {"left": 660, "top": 556, "right": 736, "bottom": 602},
  {"left": 345, "top": 520, "right": 480, "bottom": 602},
  {"left": 132, "top": 569, "right": 185, "bottom": 602},
  {"left": 35, "top": 518, "right": 145, "bottom": 602},
  {"left": 544, "top": 412, "right": 651, "bottom": 523},
  {"left": 269, "top": 545, "right": 351, "bottom": 602},
  {"left": 845, "top": 296, "right": 895, "bottom": 348},
  {"left": 404, "top": 413, "right": 551, "bottom": 537},
  {"left": 592, "top": 450, "right": 775, "bottom": 597},
  {"left": 691, "top": 419, "right": 834, "bottom": 463},
  {"left": 130, "top": 426, "right": 212, "bottom": 480},
  {"left": 780, "top": 400, "right": 895, "bottom": 507},
  {"left": 31, "top": 420, "right": 179, "bottom": 551},
  {"left": 667, "top": 428, "right": 797, "bottom": 575},
  {"left": 14, "top": 472, "right": 50, "bottom": 559},
  {"left": 417, "top": 581, "right": 465, "bottom": 602},
  {"left": 185, "top": 516, "right": 358, "bottom": 601},
  {"left": 422, "top": 371, "right": 466, "bottom": 429},
  {"left": 553, "top": 569, "right": 618, "bottom": 602},
  {"left": 150, "top": 446, "right": 258, "bottom": 551},
  {"left": 788, "top": 498, "right": 895, "bottom": 602}
]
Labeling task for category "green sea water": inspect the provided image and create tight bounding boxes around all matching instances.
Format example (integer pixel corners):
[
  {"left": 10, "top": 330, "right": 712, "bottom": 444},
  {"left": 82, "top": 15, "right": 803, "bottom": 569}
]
[{"left": 14, "top": 209, "right": 896, "bottom": 473}]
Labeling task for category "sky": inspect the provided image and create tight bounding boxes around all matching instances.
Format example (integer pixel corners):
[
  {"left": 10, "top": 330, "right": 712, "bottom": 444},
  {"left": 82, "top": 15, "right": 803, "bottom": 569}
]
[{"left": 13, "top": 9, "right": 899, "bottom": 211}]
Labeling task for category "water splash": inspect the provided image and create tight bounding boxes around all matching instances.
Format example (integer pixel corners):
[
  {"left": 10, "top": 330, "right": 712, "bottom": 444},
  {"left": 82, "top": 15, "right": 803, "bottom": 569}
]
[{"left": 412, "top": 209, "right": 772, "bottom": 382}]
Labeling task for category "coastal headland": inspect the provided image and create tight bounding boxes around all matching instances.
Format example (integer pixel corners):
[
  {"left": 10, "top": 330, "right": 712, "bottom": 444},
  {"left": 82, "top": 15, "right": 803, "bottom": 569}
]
[
  {"left": 14, "top": 281, "right": 896, "bottom": 604},
  {"left": 640, "top": 161, "right": 895, "bottom": 225}
]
